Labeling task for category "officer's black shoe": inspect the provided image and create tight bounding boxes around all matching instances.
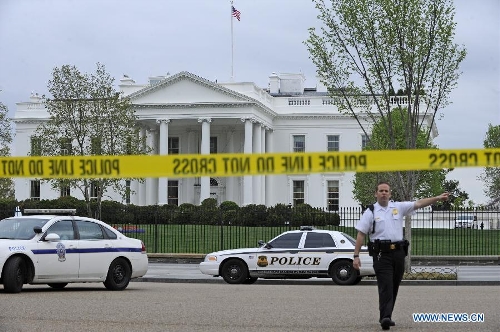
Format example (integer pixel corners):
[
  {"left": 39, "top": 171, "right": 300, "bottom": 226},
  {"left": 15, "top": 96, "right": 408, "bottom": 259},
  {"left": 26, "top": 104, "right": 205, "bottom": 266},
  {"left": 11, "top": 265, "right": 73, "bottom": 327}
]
[
  {"left": 380, "top": 318, "right": 391, "bottom": 330},
  {"left": 379, "top": 318, "right": 396, "bottom": 327}
]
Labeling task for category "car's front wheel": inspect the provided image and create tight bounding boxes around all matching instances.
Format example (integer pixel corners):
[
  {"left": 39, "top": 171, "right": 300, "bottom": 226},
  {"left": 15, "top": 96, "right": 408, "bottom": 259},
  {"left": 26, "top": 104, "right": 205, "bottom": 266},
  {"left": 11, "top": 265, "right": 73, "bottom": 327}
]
[
  {"left": 220, "top": 259, "right": 248, "bottom": 284},
  {"left": 104, "top": 258, "right": 131, "bottom": 291},
  {"left": 330, "top": 260, "right": 358, "bottom": 285},
  {"left": 2, "top": 256, "right": 26, "bottom": 293}
]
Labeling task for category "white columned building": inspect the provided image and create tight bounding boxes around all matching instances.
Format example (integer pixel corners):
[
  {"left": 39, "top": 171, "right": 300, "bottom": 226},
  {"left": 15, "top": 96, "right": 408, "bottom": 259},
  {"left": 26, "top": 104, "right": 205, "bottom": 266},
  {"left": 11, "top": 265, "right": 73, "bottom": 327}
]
[{"left": 12, "top": 71, "right": 437, "bottom": 208}]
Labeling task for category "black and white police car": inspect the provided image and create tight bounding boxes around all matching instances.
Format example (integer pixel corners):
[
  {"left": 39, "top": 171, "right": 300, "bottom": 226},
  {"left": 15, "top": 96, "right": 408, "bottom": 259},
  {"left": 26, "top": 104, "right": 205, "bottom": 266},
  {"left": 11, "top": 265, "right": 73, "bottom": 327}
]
[
  {"left": 0, "top": 209, "right": 148, "bottom": 293},
  {"left": 200, "top": 226, "right": 374, "bottom": 285}
]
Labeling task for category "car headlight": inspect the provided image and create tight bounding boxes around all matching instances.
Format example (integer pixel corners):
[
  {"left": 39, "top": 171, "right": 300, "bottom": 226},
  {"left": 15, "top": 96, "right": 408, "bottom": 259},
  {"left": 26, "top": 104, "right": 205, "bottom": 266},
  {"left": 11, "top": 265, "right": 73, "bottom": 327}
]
[{"left": 206, "top": 255, "right": 217, "bottom": 262}]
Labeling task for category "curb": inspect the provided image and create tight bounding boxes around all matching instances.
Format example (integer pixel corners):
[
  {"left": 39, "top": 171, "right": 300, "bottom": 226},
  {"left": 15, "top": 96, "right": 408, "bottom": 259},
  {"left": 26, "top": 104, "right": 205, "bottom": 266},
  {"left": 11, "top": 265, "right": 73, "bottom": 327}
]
[{"left": 132, "top": 278, "right": 500, "bottom": 286}]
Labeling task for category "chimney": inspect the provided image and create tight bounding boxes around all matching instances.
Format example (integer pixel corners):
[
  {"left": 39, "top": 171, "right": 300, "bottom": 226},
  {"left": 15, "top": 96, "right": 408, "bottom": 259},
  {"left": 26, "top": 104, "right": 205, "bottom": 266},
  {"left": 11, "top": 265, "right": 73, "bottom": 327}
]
[
  {"left": 269, "top": 72, "right": 279, "bottom": 94},
  {"left": 316, "top": 75, "right": 327, "bottom": 93}
]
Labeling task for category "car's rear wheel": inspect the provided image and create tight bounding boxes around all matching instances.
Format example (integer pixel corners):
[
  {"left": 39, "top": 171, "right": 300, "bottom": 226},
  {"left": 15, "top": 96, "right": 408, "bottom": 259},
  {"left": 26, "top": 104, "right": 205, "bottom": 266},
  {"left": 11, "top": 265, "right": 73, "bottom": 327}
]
[
  {"left": 47, "top": 283, "right": 68, "bottom": 289},
  {"left": 3, "top": 256, "right": 26, "bottom": 293},
  {"left": 220, "top": 259, "right": 248, "bottom": 284},
  {"left": 104, "top": 258, "right": 131, "bottom": 291},
  {"left": 330, "top": 260, "right": 358, "bottom": 285},
  {"left": 243, "top": 277, "right": 258, "bottom": 284}
]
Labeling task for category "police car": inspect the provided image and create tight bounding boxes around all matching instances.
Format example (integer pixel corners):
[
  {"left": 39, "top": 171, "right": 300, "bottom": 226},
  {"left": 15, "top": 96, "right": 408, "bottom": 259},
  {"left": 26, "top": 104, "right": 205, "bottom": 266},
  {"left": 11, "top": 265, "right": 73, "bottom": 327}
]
[
  {"left": 199, "top": 226, "right": 374, "bottom": 285},
  {"left": 0, "top": 209, "right": 148, "bottom": 293}
]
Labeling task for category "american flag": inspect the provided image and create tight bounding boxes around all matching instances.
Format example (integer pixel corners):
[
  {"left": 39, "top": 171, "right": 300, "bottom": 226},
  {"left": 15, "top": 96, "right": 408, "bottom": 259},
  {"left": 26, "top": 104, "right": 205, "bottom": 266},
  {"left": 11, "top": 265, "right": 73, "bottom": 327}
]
[{"left": 232, "top": 6, "right": 241, "bottom": 21}]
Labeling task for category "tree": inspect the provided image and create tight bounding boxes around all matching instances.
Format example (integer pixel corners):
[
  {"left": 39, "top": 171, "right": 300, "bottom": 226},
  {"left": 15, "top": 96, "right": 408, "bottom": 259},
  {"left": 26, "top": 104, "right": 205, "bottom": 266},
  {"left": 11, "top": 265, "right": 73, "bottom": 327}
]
[
  {"left": 35, "top": 63, "right": 150, "bottom": 219},
  {"left": 306, "top": 0, "right": 466, "bottom": 270},
  {"left": 437, "top": 179, "right": 468, "bottom": 209},
  {"left": 480, "top": 124, "right": 500, "bottom": 206},
  {"left": 0, "top": 101, "right": 14, "bottom": 199},
  {"left": 353, "top": 108, "right": 448, "bottom": 205}
]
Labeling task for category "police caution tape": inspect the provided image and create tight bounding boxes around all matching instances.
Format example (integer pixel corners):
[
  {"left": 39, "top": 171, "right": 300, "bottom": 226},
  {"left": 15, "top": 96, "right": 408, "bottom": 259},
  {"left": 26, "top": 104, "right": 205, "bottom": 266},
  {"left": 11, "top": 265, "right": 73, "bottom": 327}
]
[{"left": 1, "top": 149, "right": 500, "bottom": 179}]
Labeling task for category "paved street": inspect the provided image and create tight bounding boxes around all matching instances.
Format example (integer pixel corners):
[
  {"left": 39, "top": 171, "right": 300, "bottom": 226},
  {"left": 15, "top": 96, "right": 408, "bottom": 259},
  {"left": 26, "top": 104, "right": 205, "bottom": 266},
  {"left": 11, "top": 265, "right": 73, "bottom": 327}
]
[{"left": 2, "top": 283, "right": 498, "bottom": 331}]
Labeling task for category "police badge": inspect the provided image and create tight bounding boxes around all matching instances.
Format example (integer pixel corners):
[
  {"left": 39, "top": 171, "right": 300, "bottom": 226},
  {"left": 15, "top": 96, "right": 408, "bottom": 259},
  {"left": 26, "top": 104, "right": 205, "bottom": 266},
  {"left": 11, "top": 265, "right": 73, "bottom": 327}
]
[{"left": 56, "top": 242, "right": 66, "bottom": 262}]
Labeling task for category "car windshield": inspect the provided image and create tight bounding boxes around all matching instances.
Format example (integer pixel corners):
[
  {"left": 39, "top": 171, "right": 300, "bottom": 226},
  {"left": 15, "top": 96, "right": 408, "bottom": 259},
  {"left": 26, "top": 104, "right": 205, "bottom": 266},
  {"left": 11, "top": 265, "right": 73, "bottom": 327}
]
[{"left": 0, "top": 217, "right": 51, "bottom": 240}]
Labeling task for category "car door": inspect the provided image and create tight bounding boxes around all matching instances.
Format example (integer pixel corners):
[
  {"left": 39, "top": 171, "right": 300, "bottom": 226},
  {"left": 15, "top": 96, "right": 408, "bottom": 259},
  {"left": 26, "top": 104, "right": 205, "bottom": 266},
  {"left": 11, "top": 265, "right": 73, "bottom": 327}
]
[
  {"left": 255, "top": 232, "right": 304, "bottom": 276},
  {"left": 298, "top": 232, "right": 336, "bottom": 276},
  {"left": 35, "top": 219, "right": 80, "bottom": 280},
  {"left": 75, "top": 219, "right": 114, "bottom": 279}
]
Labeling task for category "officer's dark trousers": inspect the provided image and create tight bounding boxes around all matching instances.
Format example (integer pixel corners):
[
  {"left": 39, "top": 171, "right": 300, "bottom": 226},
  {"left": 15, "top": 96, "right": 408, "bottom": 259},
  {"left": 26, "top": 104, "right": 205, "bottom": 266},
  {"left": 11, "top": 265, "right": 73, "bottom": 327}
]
[{"left": 372, "top": 248, "right": 405, "bottom": 321}]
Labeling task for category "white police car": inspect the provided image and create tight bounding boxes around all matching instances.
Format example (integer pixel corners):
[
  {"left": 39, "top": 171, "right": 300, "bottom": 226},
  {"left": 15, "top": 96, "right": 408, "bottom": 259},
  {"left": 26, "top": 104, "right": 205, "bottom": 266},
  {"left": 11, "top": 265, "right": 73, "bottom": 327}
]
[
  {"left": 199, "top": 226, "right": 374, "bottom": 285},
  {"left": 0, "top": 209, "right": 148, "bottom": 293}
]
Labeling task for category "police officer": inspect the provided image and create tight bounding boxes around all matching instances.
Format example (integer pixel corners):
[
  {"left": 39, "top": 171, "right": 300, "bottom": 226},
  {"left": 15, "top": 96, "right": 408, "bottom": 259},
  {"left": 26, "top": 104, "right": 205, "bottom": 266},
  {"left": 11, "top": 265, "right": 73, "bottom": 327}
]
[{"left": 353, "top": 181, "right": 448, "bottom": 330}]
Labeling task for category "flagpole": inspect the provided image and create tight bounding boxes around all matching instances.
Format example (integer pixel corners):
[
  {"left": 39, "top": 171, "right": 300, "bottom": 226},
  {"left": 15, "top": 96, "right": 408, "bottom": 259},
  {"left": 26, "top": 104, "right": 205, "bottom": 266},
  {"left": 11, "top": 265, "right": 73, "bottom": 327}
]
[{"left": 230, "top": 0, "right": 234, "bottom": 81}]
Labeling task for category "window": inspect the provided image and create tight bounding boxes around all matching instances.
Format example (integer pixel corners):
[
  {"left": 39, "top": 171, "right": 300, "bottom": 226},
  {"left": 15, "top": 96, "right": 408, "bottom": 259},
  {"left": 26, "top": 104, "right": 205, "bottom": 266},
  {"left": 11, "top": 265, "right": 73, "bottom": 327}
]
[
  {"left": 293, "top": 180, "right": 305, "bottom": 206},
  {"left": 361, "top": 134, "right": 368, "bottom": 150},
  {"left": 46, "top": 220, "right": 75, "bottom": 240},
  {"left": 210, "top": 137, "right": 217, "bottom": 154},
  {"left": 168, "top": 137, "right": 179, "bottom": 154},
  {"left": 327, "top": 180, "right": 339, "bottom": 211},
  {"left": 60, "top": 138, "right": 72, "bottom": 155},
  {"left": 210, "top": 178, "right": 218, "bottom": 186},
  {"left": 91, "top": 137, "right": 102, "bottom": 155},
  {"left": 327, "top": 135, "right": 339, "bottom": 152},
  {"left": 90, "top": 181, "right": 101, "bottom": 198},
  {"left": 268, "top": 233, "right": 303, "bottom": 249},
  {"left": 75, "top": 220, "right": 104, "bottom": 240},
  {"left": 60, "top": 183, "right": 71, "bottom": 197},
  {"left": 30, "top": 180, "right": 40, "bottom": 201},
  {"left": 125, "top": 180, "right": 131, "bottom": 204},
  {"left": 168, "top": 180, "right": 179, "bottom": 206},
  {"left": 30, "top": 136, "right": 42, "bottom": 156},
  {"left": 293, "top": 135, "right": 305, "bottom": 152},
  {"left": 304, "top": 232, "right": 336, "bottom": 248}
]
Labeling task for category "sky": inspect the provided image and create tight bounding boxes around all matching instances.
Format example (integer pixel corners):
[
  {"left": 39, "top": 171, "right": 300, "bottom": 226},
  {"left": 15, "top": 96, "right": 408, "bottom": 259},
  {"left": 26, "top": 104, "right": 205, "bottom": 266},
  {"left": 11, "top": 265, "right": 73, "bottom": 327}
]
[{"left": 0, "top": 0, "right": 499, "bottom": 204}]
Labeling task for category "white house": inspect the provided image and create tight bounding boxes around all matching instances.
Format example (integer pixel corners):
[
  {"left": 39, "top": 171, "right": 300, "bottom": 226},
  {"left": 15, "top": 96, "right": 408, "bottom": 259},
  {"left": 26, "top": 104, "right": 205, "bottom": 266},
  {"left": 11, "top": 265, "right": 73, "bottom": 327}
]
[{"left": 13, "top": 71, "right": 435, "bottom": 209}]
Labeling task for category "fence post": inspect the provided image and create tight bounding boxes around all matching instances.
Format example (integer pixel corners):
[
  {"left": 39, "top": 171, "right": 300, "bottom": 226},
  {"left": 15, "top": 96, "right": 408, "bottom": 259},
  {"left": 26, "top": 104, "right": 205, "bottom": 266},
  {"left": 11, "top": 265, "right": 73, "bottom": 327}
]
[
  {"left": 219, "top": 209, "right": 224, "bottom": 251},
  {"left": 154, "top": 209, "right": 158, "bottom": 254}
]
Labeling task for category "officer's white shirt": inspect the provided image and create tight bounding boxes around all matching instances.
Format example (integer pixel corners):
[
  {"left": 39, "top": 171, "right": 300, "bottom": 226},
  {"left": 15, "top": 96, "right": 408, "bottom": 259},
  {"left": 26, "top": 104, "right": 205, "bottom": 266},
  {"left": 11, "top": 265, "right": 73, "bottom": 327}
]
[{"left": 355, "top": 201, "right": 416, "bottom": 242}]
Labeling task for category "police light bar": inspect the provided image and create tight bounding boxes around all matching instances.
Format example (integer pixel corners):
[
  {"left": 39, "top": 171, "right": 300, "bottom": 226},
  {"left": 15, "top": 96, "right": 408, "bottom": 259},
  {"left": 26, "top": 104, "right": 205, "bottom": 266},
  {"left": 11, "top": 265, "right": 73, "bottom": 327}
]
[
  {"left": 23, "top": 209, "right": 77, "bottom": 215},
  {"left": 300, "top": 226, "right": 316, "bottom": 231}
]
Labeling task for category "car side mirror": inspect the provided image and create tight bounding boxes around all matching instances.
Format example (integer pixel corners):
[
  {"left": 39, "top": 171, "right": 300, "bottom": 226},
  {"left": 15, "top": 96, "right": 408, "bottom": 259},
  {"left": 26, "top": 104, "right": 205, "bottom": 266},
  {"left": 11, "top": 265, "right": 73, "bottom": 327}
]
[
  {"left": 45, "top": 233, "right": 61, "bottom": 242},
  {"left": 258, "top": 240, "right": 265, "bottom": 247}
]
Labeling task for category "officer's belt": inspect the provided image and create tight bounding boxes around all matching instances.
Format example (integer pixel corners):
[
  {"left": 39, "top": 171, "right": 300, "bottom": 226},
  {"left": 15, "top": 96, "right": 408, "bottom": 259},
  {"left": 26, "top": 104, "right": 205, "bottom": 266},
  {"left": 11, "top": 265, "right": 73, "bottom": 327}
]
[{"left": 373, "top": 240, "right": 406, "bottom": 251}]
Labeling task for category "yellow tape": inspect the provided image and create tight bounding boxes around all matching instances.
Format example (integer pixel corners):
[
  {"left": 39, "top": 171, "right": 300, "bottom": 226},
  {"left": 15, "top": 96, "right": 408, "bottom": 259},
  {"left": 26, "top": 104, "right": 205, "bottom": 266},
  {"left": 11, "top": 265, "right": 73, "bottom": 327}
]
[{"left": 1, "top": 149, "right": 500, "bottom": 179}]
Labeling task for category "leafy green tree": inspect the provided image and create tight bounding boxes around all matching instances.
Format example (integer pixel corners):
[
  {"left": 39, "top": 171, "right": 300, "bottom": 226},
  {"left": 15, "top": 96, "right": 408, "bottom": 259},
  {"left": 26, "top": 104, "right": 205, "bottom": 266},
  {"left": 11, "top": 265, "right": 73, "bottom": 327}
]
[
  {"left": 0, "top": 101, "right": 14, "bottom": 199},
  {"left": 35, "top": 63, "right": 150, "bottom": 219},
  {"left": 480, "top": 124, "right": 500, "bottom": 206},
  {"left": 439, "top": 179, "right": 468, "bottom": 209},
  {"left": 306, "top": 0, "right": 466, "bottom": 270},
  {"left": 353, "top": 109, "right": 448, "bottom": 205}
]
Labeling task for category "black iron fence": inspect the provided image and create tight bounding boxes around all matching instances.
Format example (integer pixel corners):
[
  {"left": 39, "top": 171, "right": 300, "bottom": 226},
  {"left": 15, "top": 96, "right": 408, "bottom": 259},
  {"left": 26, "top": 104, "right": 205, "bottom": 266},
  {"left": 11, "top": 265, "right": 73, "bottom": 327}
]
[{"left": 3, "top": 205, "right": 499, "bottom": 256}]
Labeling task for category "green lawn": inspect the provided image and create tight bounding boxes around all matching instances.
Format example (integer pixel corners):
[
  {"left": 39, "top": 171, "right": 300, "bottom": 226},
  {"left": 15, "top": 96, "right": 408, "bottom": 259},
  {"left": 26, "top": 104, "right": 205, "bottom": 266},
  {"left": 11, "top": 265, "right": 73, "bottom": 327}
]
[{"left": 116, "top": 224, "right": 500, "bottom": 256}]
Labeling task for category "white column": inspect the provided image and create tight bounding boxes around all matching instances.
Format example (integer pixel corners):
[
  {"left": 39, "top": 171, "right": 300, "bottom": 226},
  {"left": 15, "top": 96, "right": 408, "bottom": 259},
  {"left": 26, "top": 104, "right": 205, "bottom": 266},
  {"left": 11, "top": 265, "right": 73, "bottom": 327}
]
[
  {"left": 198, "top": 117, "right": 211, "bottom": 204},
  {"left": 226, "top": 129, "right": 235, "bottom": 202},
  {"left": 146, "top": 129, "right": 157, "bottom": 205},
  {"left": 241, "top": 118, "right": 253, "bottom": 205},
  {"left": 253, "top": 121, "right": 261, "bottom": 204},
  {"left": 157, "top": 119, "right": 170, "bottom": 205},
  {"left": 138, "top": 127, "right": 147, "bottom": 206},
  {"left": 261, "top": 125, "right": 266, "bottom": 204},
  {"left": 265, "top": 128, "right": 274, "bottom": 206}
]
